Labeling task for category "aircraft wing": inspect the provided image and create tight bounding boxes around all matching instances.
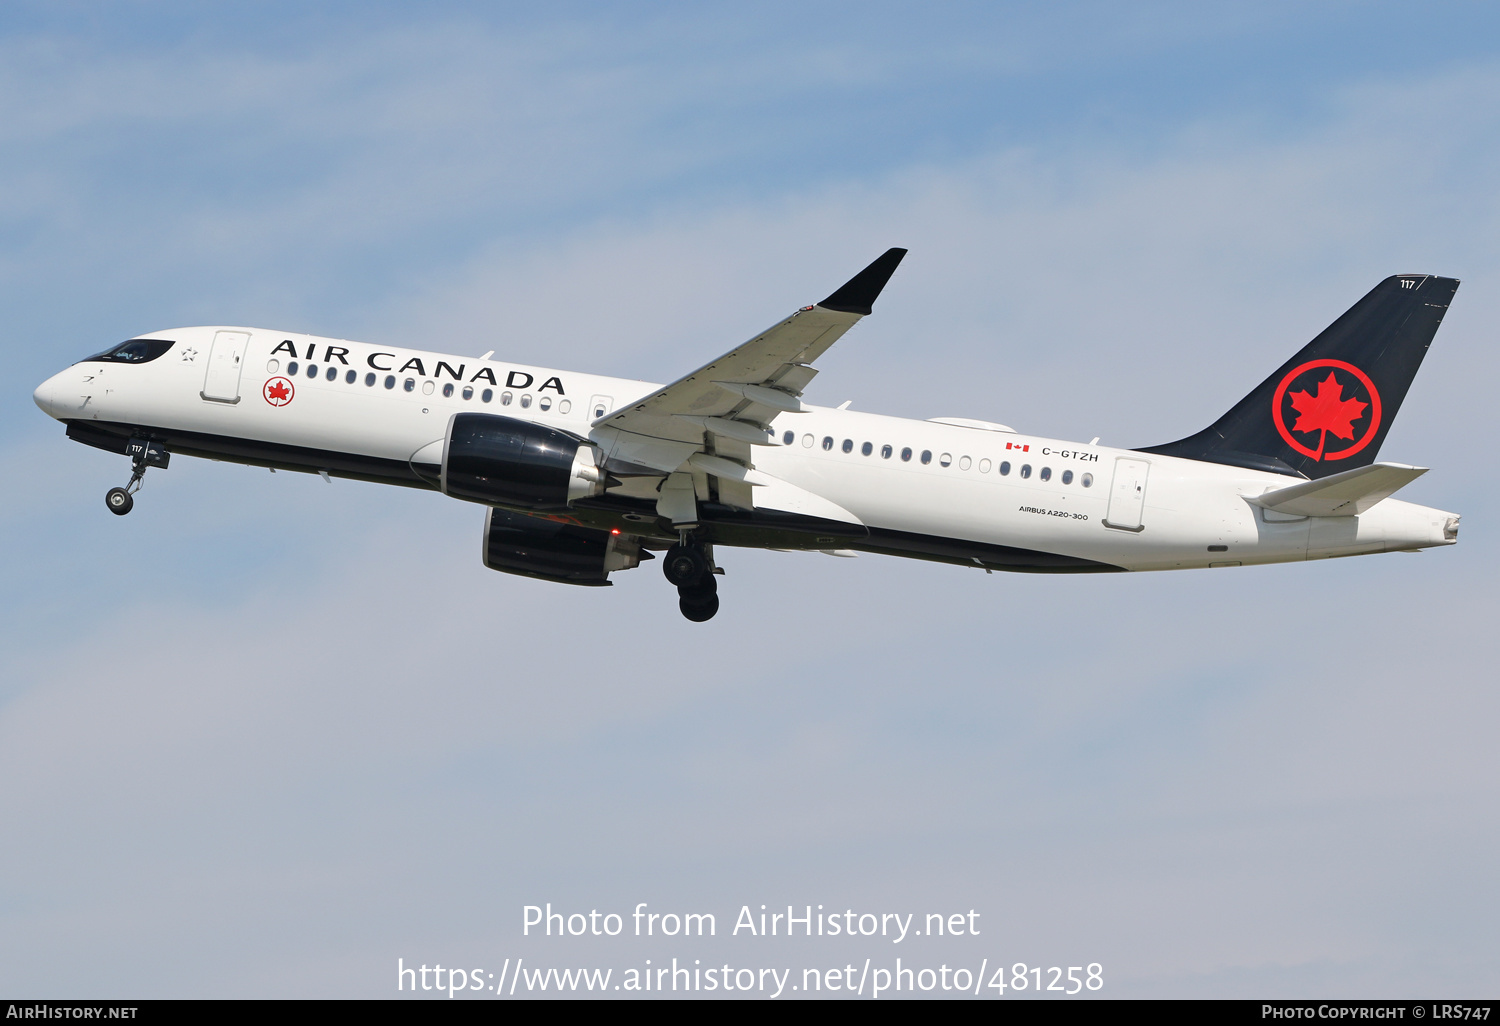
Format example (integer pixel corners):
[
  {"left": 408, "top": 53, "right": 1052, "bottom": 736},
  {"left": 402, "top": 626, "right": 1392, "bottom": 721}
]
[{"left": 590, "top": 248, "right": 906, "bottom": 517}]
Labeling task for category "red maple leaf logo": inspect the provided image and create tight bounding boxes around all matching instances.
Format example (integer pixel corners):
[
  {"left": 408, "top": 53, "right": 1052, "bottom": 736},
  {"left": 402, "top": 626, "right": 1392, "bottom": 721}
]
[
  {"left": 1288, "top": 371, "right": 1367, "bottom": 459},
  {"left": 263, "top": 377, "right": 295, "bottom": 406}
]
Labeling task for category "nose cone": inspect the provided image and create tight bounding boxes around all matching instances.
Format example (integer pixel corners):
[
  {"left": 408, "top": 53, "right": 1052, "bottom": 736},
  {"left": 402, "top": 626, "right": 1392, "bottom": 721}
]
[{"left": 33, "top": 374, "right": 57, "bottom": 419}]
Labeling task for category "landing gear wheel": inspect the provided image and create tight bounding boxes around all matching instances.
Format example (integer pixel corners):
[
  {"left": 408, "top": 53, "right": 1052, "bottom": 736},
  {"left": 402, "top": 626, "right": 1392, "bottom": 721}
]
[
  {"left": 679, "top": 589, "right": 720, "bottom": 622},
  {"left": 663, "top": 544, "right": 710, "bottom": 587},
  {"left": 105, "top": 487, "right": 133, "bottom": 516},
  {"left": 679, "top": 574, "right": 716, "bottom": 597},
  {"left": 677, "top": 574, "right": 718, "bottom": 621}
]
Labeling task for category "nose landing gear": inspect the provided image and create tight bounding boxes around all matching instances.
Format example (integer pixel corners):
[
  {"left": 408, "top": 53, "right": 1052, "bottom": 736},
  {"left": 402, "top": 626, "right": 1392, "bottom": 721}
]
[
  {"left": 105, "top": 485, "right": 134, "bottom": 515},
  {"left": 105, "top": 439, "right": 169, "bottom": 516},
  {"left": 664, "top": 541, "right": 721, "bottom": 621}
]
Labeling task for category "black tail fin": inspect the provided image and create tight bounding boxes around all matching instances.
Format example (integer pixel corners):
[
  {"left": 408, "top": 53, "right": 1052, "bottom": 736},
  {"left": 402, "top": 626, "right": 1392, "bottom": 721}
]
[{"left": 1140, "top": 274, "right": 1459, "bottom": 478}]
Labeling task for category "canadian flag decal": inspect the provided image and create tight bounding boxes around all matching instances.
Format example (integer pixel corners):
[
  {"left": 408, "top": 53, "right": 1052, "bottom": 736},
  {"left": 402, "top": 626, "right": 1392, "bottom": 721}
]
[{"left": 1006, "top": 442, "right": 1029, "bottom": 451}]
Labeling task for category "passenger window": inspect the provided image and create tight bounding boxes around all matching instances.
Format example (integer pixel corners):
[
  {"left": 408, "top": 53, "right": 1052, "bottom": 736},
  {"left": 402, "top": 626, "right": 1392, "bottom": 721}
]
[
  {"left": 881, "top": 444, "right": 893, "bottom": 459},
  {"left": 267, "top": 359, "right": 279, "bottom": 373},
  {"left": 422, "top": 380, "right": 435, "bottom": 395},
  {"left": 921, "top": 450, "right": 932, "bottom": 464},
  {"left": 539, "top": 396, "right": 552, "bottom": 411},
  {"left": 326, "top": 367, "right": 338, "bottom": 381},
  {"left": 442, "top": 382, "right": 454, "bottom": 398},
  {"left": 365, "top": 372, "right": 376, "bottom": 386},
  {"left": 1040, "top": 466, "right": 1051, "bottom": 481},
  {"left": 307, "top": 364, "right": 318, "bottom": 378},
  {"left": 558, "top": 400, "right": 571, "bottom": 413},
  {"left": 802, "top": 433, "right": 814, "bottom": 447},
  {"left": 901, "top": 447, "right": 912, "bottom": 462},
  {"left": 403, "top": 378, "right": 415, "bottom": 392},
  {"left": 979, "top": 458, "right": 991, "bottom": 473},
  {"left": 501, "top": 391, "right": 513, "bottom": 406},
  {"left": 482, "top": 388, "right": 493, "bottom": 402},
  {"left": 462, "top": 385, "right": 473, "bottom": 400},
  {"left": 823, "top": 436, "right": 834, "bottom": 450},
  {"left": 861, "top": 441, "right": 873, "bottom": 456},
  {"left": 1000, "top": 461, "right": 1011, "bottom": 475},
  {"left": 842, "top": 439, "right": 853, "bottom": 453},
  {"left": 594, "top": 404, "right": 606, "bottom": 418},
  {"left": 287, "top": 361, "right": 299, "bottom": 375},
  {"left": 939, "top": 453, "right": 952, "bottom": 467},
  {"left": 384, "top": 375, "right": 396, "bottom": 389},
  {"left": 1081, "top": 472, "right": 1093, "bottom": 487},
  {"left": 521, "top": 394, "right": 532, "bottom": 408},
  {"left": 1020, "top": 464, "right": 1032, "bottom": 478},
  {"left": 784, "top": 431, "right": 795, "bottom": 445},
  {"left": 958, "top": 455, "right": 971, "bottom": 470},
  {"left": 1062, "top": 469, "right": 1073, "bottom": 484},
  {"left": 345, "top": 369, "right": 356, "bottom": 384}
]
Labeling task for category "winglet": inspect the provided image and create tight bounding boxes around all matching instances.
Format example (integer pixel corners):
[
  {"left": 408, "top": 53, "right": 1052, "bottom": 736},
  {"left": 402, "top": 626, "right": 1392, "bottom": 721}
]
[{"left": 818, "top": 248, "right": 908, "bottom": 315}]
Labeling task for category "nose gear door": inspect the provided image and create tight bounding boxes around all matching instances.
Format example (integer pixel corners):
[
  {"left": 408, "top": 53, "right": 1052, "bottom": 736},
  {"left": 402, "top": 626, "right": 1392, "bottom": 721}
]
[
  {"left": 1103, "top": 457, "right": 1150, "bottom": 531},
  {"left": 202, "top": 330, "right": 250, "bottom": 403}
]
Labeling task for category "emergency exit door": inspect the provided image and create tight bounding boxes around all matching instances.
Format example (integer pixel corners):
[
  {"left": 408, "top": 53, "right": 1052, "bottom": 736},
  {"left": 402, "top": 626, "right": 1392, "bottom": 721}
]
[
  {"left": 1103, "top": 457, "right": 1150, "bottom": 531},
  {"left": 202, "top": 331, "right": 250, "bottom": 403}
]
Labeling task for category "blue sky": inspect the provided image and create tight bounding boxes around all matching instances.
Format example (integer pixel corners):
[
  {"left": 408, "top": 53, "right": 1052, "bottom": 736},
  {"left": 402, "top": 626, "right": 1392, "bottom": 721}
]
[{"left": 2, "top": 2, "right": 1498, "bottom": 998}]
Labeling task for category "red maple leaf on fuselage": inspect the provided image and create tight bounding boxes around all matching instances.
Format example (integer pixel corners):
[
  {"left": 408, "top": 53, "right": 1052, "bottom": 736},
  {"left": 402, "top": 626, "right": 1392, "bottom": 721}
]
[
  {"left": 1288, "top": 371, "right": 1366, "bottom": 458},
  {"left": 267, "top": 380, "right": 290, "bottom": 402}
]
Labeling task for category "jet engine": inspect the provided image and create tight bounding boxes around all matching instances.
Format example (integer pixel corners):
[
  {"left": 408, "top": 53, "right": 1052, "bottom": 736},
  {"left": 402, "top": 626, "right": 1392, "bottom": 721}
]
[
  {"left": 482, "top": 507, "right": 645, "bottom": 586},
  {"left": 442, "top": 413, "right": 607, "bottom": 510}
]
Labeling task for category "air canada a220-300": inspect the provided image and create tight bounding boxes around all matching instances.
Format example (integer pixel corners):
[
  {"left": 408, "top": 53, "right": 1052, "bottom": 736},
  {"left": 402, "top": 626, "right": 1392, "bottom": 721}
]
[{"left": 33, "top": 250, "right": 1461, "bottom": 621}]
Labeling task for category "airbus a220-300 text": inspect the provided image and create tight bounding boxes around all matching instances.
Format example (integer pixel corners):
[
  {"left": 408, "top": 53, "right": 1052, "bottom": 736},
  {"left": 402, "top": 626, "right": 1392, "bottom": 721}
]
[{"left": 33, "top": 251, "right": 1460, "bottom": 620}]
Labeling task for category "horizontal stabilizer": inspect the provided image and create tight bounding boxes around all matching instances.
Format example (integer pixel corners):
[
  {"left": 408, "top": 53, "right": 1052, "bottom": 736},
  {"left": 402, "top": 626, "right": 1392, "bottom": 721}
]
[{"left": 1249, "top": 462, "right": 1427, "bottom": 517}]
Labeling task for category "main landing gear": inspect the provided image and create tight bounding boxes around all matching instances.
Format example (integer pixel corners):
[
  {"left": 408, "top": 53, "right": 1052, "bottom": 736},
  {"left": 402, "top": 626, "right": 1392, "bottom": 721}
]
[
  {"left": 663, "top": 541, "right": 720, "bottom": 622},
  {"left": 106, "top": 438, "right": 169, "bottom": 516}
]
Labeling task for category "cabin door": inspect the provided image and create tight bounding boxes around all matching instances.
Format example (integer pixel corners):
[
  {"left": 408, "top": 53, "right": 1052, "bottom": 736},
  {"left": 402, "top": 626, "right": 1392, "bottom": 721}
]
[
  {"left": 202, "top": 330, "right": 250, "bottom": 403},
  {"left": 1103, "top": 457, "right": 1150, "bottom": 531}
]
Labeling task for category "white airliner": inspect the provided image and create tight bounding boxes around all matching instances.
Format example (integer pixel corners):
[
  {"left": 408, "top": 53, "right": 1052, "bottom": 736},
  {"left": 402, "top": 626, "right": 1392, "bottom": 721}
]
[{"left": 33, "top": 250, "right": 1460, "bottom": 620}]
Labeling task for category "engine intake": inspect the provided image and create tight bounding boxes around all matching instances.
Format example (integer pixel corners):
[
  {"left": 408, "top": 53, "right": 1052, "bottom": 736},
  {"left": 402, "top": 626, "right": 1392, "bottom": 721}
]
[
  {"left": 442, "top": 413, "right": 606, "bottom": 510},
  {"left": 482, "top": 508, "right": 644, "bottom": 586}
]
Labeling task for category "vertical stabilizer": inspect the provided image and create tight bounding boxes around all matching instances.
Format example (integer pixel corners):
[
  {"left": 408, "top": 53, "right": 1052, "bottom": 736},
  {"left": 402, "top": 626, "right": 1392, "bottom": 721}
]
[{"left": 1141, "top": 275, "right": 1458, "bottom": 478}]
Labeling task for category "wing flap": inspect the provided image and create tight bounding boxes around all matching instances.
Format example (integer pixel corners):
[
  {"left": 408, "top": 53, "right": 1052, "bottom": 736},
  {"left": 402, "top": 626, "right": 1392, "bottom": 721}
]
[
  {"left": 593, "top": 427, "right": 703, "bottom": 474},
  {"left": 675, "top": 416, "right": 776, "bottom": 445},
  {"left": 752, "top": 475, "right": 865, "bottom": 525}
]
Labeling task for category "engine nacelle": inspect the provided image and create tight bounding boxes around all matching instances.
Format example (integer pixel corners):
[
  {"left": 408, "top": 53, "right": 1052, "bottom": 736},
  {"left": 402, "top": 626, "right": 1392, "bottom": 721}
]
[
  {"left": 482, "top": 508, "right": 644, "bottom": 586},
  {"left": 442, "top": 413, "right": 606, "bottom": 510}
]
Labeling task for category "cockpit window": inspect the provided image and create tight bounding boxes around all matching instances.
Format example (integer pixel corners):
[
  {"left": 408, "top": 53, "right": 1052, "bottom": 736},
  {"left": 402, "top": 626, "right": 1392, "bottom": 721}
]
[{"left": 85, "top": 339, "right": 174, "bottom": 364}]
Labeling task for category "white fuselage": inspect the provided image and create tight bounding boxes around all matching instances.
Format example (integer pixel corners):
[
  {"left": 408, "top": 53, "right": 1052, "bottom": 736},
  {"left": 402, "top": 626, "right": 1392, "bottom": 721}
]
[{"left": 33, "top": 326, "right": 1458, "bottom": 571}]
